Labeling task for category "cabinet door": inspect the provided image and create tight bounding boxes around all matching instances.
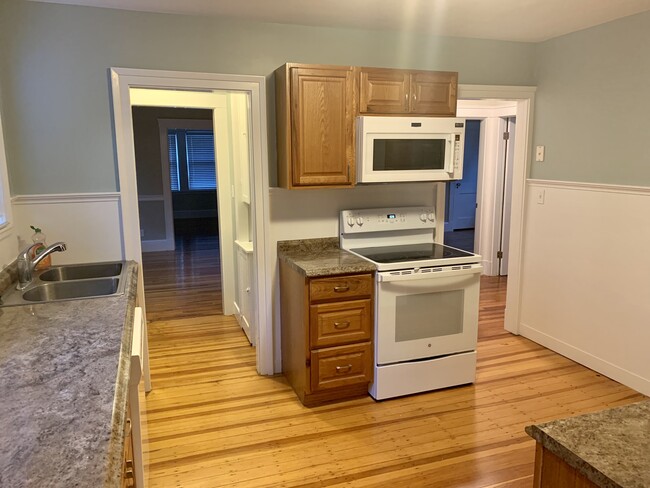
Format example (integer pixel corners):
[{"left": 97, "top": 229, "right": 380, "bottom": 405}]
[
  {"left": 290, "top": 66, "right": 355, "bottom": 187},
  {"left": 409, "top": 71, "right": 458, "bottom": 116},
  {"left": 359, "top": 68, "right": 410, "bottom": 114}
]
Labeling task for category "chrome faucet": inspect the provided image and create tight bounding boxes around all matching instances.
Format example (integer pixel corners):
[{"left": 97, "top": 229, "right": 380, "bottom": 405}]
[{"left": 16, "top": 241, "right": 67, "bottom": 290}]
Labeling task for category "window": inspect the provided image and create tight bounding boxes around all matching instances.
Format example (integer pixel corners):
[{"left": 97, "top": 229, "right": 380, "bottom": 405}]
[
  {"left": 0, "top": 112, "right": 12, "bottom": 230},
  {"left": 167, "top": 129, "right": 216, "bottom": 191}
]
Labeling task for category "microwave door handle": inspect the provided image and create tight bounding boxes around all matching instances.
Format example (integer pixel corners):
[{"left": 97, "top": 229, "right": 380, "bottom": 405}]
[{"left": 445, "top": 137, "right": 454, "bottom": 174}]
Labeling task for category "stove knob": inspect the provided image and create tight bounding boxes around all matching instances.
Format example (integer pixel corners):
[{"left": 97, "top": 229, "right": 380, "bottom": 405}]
[
  {"left": 356, "top": 217, "right": 364, "bottom": 226},
  {"left": 427, "top": 212, "right": 435, "bottom": 222},
  {"left": 419, "top": 213, "right": 427, "bottom": 222},
  {"left": 346, "top": 216, "right": 355, "bottom": 227}
]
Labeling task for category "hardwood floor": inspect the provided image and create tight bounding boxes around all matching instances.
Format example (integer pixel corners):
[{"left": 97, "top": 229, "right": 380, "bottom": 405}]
[{"left": 140, "top": 238, "right": 645, "bottom": 487}]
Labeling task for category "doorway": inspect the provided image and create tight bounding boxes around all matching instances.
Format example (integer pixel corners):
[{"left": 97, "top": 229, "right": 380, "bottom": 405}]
[
  {"left": 451, "top": 100, "right": 518, "bottom": 277},
  {"left": 131, "top": 107, "right": 224, "bottom": 321},
  {"left": 110, "top": 68, "right": 272, "bottom": 374}
]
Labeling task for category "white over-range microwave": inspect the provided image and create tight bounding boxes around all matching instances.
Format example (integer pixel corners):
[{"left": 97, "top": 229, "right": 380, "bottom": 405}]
[{"left": 356, "top": 116, "right": 466, "bottom": 183}]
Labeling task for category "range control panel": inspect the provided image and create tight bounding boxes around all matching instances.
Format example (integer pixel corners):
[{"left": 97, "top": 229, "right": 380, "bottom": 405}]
[{"left": 340, "top": 206, "right": 436, "bottom": 234}]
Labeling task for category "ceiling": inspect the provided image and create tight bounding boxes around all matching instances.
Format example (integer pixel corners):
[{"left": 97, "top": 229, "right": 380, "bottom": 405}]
[{"left": 30, "top": 0, "right": 650, "bottom": 42}]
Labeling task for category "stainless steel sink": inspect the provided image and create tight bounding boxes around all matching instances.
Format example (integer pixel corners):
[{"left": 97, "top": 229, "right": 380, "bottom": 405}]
[
  {"left": 21, "top": 278, "right": 121, "bottom": 302},
  {"left": 0, "top": 261, "right": 127, "bottom": 307},
  {"left": 39, "top": 263, "right": 123, "bottom": 281}
]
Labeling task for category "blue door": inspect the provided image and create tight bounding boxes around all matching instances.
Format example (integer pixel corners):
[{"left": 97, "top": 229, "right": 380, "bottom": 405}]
[{"left": 446, "top": 120, "right": 480, "bottom": 231}]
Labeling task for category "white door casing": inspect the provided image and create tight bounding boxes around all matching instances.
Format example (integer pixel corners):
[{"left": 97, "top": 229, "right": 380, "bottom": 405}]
[
  {"left": 110, "top": 68, "right": 272, "bottom": 375},
  {"left": 456, "top": 86, "right": 536, "bottom": 335}
]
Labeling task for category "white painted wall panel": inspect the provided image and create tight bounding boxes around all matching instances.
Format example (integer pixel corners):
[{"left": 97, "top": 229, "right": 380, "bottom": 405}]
[
  {"left": 519, "top": 181, "right": 650, "bottom": 395},
  {"left": 12, "top": 194, "right": 124, "bottom": 265}
]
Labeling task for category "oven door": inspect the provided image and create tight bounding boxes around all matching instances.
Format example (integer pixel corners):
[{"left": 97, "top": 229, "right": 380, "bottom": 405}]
[{"left": 376, "top": 264, "right": 482, "bottom": 365}]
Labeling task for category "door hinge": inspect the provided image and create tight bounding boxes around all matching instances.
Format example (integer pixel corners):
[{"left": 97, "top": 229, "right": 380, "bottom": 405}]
[
  {"left": 503, "top": 131, "right": 510, "bottom": 140},
  {"left": 497, "top": 251, "right": 503, "bottom": 259}
]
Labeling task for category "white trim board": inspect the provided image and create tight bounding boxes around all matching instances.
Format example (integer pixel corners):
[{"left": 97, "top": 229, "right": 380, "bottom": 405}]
[
  {"left": 12, "top": 192, "right": 120, "bottom": 204},
  {"left": 520, "top": 323, "right": 650, "bottom": 396},
  {"left": 528, "top": 179, "right": 650, "bottom": 195},
  {"left": 110, "top": 67, "right": 272, "bottom": 376}
]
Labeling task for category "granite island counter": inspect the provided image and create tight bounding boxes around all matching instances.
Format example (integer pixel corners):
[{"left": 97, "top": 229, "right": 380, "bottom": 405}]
[
  {"left": 0, "top": 262, "right": 139, "bottom": 487},
  {"left": 526, "top": 400, "right": 650, "bottom": 488}
]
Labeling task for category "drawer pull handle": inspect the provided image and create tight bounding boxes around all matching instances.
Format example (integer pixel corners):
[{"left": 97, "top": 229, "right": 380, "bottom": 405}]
[
  {"left": 334, "top": 321, "right": 350, "bottom": 329},
  {"left": 335, "top": 364, "right": 353, "bottom": 374},
  {"left": 333, "top": 285, "right": 350, "bottom": 293}
]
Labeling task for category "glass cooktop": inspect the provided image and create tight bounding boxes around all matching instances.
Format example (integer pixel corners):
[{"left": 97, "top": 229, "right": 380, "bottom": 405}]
[{"left": 350, "top": 243, "right": 474, "bottom": 264}]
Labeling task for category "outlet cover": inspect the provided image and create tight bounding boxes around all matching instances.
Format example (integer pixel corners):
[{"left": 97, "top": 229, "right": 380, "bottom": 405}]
[
  {"left": 535, "top": 145, "right": 545, "bottom": 162},
  {"left": 536, "top": 189, "right": 545, "bottom": 205}
]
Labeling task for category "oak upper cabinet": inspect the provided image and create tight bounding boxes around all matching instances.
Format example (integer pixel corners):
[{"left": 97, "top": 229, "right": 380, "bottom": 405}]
[
  {"left": 275, "top": 63, "right": 356, "bottom": 189},
  {"left": 359, "top": 67, "right": 458, "bottom": 116}
]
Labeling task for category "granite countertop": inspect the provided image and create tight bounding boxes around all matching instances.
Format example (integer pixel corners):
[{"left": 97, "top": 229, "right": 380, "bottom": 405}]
[
  {"left": 278, "top": 237, "right": 376, "bottom": 277},
  {"left": 0, "top": 262, "right": 138, "bottom": 487},
  {"left": 525, "top": 400, "right": 650, "bottom": 488}
]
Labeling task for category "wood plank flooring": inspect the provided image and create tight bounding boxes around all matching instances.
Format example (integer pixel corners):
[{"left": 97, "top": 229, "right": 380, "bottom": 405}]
[{"left": 140, "top": 233, "right": 645, "bottom": 488}]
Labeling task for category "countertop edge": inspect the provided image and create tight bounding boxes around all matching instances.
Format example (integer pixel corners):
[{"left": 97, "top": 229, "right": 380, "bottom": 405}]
[
  {"left": 103, "top": 262, "right": 139, "bottom": 488},
  {"left": 525, "top": 424, "right": 621, "bottom": 488}
]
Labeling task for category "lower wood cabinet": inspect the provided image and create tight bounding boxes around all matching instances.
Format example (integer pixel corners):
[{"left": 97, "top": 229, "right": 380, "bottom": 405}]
[
  {"left": 121, "top": 401, "right": 137, "bottom": 488},
  {"left": 533, "top": 444, "right": 598, "bottom": 488},
  {"left": 280, "top": 264, "right": 374, "bottom": 406}
]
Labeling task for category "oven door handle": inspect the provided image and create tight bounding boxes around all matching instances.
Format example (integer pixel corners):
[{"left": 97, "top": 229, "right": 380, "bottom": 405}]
[{"left": 378, "top": 265, "right": 482, "bottom": 282}]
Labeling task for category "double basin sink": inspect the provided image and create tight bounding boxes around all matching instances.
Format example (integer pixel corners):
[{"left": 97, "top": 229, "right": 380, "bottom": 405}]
[{"left": 1, "top": 261, "right": 126, "bottom": 306}]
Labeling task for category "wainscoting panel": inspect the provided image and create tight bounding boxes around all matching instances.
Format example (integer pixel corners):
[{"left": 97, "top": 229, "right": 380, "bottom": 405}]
[
  {"left": 519, "top": 180, "right": 650, "bottom": 395},
  {"left": 12, "top": 193, "right": 124, "bottom": 264}
]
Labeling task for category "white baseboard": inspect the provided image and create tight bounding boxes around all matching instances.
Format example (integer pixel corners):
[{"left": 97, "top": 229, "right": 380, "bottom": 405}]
[{"left": 520, "top": 323, "right": 650, "bottom": 396}]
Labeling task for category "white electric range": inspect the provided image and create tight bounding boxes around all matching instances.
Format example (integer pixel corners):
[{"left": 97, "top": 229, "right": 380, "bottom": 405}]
[{"left": 340, "top": 206, "right": 483, "bottom": 400}]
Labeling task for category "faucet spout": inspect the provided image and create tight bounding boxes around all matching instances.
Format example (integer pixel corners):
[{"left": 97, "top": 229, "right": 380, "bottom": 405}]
[
  {"left": 16, "top": 241, "right": 67, "bottom": 290},
  {"left": 31, "top": 242, "right": 67, "bottom": 269}
]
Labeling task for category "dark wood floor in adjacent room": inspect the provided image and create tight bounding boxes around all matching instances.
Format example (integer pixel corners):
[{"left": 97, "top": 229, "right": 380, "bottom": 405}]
[{"left": 139, "top": 227, "right": 645, "bottom": 487}]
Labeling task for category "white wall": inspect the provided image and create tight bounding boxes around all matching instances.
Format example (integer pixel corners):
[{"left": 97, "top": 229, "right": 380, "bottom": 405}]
[
  {"left": 269, "top": 183, "right": 440, "bottom": 371},
  {"left": 519, "top": 180, "right": 650, "bottom": 395},
  {"left": 11, "top": 194, "right": 123, "bottom": 265}
]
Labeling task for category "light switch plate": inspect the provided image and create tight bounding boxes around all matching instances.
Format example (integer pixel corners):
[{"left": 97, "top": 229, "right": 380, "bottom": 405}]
[
  {"left": 535, "top": 145, "right": 545, "bottom": 162},
  {"left": 536, "top": 189, "right": 545, "bottom": 205}
]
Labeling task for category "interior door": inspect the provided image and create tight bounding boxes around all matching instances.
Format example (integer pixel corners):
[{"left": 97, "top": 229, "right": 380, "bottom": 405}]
[{"left": 446, "top": 119, "right": 480, "bottom": 231}]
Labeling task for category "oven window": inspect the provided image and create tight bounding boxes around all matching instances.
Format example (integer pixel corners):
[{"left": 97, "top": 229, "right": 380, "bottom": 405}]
[
  {"left": 373, "top": 139, "right": 446, "bottom": 171},
  {"left": 395, "top": 290, "right": 464, "bottom": 342}
]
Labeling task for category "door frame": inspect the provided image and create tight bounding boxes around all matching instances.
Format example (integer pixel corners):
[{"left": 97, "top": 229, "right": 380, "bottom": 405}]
[
  {"left": 453, "top": 85, "right": 537, "bottom": 334},
  {"left": 110, "top": 67, "right": 273, "bottom": 374}
]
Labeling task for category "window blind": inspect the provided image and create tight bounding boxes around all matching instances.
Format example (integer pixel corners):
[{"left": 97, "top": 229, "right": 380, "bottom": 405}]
[
  {"left": 168, "top": 132, "right": 180, "bottom": 191},
  {"left": 186, "top": 130, "right": 216, "bottom": 190}
]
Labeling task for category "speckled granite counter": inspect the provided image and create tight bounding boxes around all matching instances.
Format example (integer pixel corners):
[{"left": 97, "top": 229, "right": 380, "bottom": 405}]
[
  {"left": 278, "top": 237, "right": 376, "bottom": 277},
  {"left": 525, "top": 401, "right": 650, "bottom": 488},
  {"left": 0, "top": 262, "right": 138, "bottom": 487}
]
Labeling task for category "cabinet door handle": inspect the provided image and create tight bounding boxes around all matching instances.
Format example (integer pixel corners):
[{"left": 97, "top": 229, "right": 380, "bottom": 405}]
[
  {"left": 335, "top": 364, "right": 353, "bottom": 374},
  {"left": 334, "top": 321, "right": 350, "bottom": 329},
  {"left": 125, "top": 418, "right": 132, "bottom": 437},
  {"left": 333, "top": 285, "right": 349, "bottom": 293}
]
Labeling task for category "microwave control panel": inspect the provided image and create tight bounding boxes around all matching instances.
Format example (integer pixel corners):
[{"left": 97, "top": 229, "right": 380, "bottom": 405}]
[{"left": 454, "top": 135, "right": 462, "bottom": 171}]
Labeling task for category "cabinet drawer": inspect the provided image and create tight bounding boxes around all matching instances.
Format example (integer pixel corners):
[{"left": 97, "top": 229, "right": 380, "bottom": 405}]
[
  {"left": 311, "top": 342, "right": 372, "bottom": 392},
  {"left": 309, "top": 274, "right": 373, "bottom": 302},
  {"left": 309, "top": 299, "right": 371, "bottom": 348}
]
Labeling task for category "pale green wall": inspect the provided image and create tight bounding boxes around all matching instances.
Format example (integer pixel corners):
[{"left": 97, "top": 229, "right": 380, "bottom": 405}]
[
  {"left": 531, "top": 11, "right": 650, "bottom": 185},
  {"left": 0, "top": 0, "right": 535, "bottom": 195}
]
